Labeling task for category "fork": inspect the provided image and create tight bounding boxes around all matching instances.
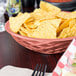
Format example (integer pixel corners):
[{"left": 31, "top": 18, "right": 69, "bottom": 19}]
[{"left": 32, "top": 64, "right": 47, "bottom": 76}]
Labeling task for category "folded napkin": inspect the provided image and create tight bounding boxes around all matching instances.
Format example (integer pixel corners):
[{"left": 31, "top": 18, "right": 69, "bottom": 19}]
[
  {"left": 52, "top": 39, "right": 76, "bottom": 76},
  {"left": 0, "top": 65, "right": 52, "bottom": 76}
]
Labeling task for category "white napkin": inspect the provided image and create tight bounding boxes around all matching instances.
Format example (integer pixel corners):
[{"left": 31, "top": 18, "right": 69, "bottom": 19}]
[{"left": 0, "top": 65, "right": 52, "bottom": 76}]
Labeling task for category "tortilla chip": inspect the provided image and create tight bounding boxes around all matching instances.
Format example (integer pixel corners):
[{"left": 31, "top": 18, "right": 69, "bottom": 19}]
[
  {"left": 31, "top": 21, "right": 56, "bottom": 39},
  {"left": 69, "top": 24, "right": 76, "bottom": 37},
  {"left": 20, "top": 26, "right": 34, "bottom": 37},
  {"left": 72, "top": 11, "right": 76, "bottom": 14},
  {"left": 24, "top": 21, "right": 38, "bottom": 29},
  {"left": 58, "top": 27, "right": 70, "bottom": 38},
  {"left": 40, "top": 1, "right": 61, "bottom": 15},
  {"left": 19, "top": 30, "right": 27, "bottom": 36},
  {"left": 57, "top": 12, "right": 76, "bottom": 19},
  {"left": 17, "top": 12, "right": 23, "bottom": 17},
  {"left": 69, "top": 19, "right": 76, "bottom": 28},
  {"left": 31, "top": 9, "right": 56, "bottom": 21},
  {"left": 46, "top": 19, "right": 61, "bottom": 29},
  {"left": 57, "top": 19, "right": 72, "bottom": 34},
  {"left": 58, "top": 24, "right": 76, "bottom": 38},
  {"left": 9, "top": 13, "right": 32, "bottom": 33}
]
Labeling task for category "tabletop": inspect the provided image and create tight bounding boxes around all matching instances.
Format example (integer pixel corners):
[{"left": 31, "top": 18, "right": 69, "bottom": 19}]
[{"left": 0, "top": 31, "right": 63, "bottom": 72}]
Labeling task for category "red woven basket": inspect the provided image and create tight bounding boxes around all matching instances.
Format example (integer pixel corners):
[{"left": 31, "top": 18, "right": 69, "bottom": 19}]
[{"left": 5, "top": 21, "right": 76, "bottom": 54}]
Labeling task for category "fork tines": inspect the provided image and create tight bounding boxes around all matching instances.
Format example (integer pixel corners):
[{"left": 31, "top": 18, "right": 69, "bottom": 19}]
[{"left": 32, "top": 64, "right": 47, "bottom": 76}]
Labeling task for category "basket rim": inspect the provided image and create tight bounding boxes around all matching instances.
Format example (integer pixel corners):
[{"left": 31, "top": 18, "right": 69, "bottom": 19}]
[{"left": 5, "top": 21, "right": 76, "bottom": 41}]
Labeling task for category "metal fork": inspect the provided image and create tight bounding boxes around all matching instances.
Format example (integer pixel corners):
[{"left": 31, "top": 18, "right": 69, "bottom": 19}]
[{"left": 32, "top": 64, "right": 47, "bottom": 76}]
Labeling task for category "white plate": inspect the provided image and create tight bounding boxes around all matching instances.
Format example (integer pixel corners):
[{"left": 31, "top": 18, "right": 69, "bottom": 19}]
[{"left": 0, "top": 65, "right": 52, "bottom": 76}]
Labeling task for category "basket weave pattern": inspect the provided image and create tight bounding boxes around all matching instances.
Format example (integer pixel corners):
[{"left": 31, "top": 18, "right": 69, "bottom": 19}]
[
  {"left": 5, "top": 21, "right": 75, "bottom": 54},
  {"left": 13, "top": 36, "right": 71, "bottom": 54}
]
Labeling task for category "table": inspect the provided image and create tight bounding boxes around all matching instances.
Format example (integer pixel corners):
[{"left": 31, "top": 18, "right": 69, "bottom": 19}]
[{"left": 0, "top": 31, "right": 63, "bottom": 72}]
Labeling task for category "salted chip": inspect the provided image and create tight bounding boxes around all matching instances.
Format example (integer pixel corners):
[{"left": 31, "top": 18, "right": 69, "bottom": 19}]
[
  {"left": 19, "top": 30, "right": 27, "bottom": 36},
  {"left": 57, "top": 12, "right": 76, "bottom": 19},
  {"left": 31, "top": 21, "right": 56, "bottom": 39},
  {"left": 69, "top": 24, "right": 76, "bottom": 37},
  {"left": 69, "top": 19, "right": 76, "bottom": 28},
  {"left": 60, "top": 19, "right": 66, "bottom": 24},
  {"left": 57, "top": 19, "right": 72, "bottom": 34},
  {"left": 58, "top": 24, "right": 76, "bottom": 38},
  {"left": 24, "top": 21, "right": 38, "bottom": 29},
  {"left": 72, "top": 11, "right": 76, "bottom": 14},
  {"left": 34, "top": 21, "right": 40, "bottom": 27},
  {"left": 9, "top": 13, "right": 32, "bottom": 33},
  {"left": 31, "top": 8, "right": 55, "bottom": 21},
  {"left": 17, "top": 12, "right": 23, "bottom": 17},
  {"left": 24, "top": 22, "right": 34, "bottom": 28},
  {"left": 23, "top": 23, "right": 30, "bottom": 30},
  {"left": 40, "top": 1, "right": 61, "bottom": 15},
  {"left": 33, "top": 19, "right": 61, "bottom": 29},
  {"left": 45, "top": 19, "right": 61, "bottom": 29},
  {"left": 23, "top": 13, "right": 34, "bottom": 23},
  {"left": 58, "top": 27, "right": 70, "bottom": 38},
  {"left": 56, "top": 12, "right": 67, "bottom": 19},
  {"left": 20, "top": 27, "right": 34, "bottom": 37}
]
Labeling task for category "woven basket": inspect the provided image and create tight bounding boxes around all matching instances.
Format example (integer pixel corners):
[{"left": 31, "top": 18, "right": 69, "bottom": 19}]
[{"left": 5, "top": 21, "right": 76, "bottom": 54}]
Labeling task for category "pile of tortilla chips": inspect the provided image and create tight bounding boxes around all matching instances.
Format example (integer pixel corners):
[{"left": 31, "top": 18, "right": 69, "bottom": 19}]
[{"left": 9, "top": 1, "right": 76, "bottom": 39}]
